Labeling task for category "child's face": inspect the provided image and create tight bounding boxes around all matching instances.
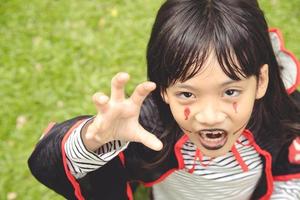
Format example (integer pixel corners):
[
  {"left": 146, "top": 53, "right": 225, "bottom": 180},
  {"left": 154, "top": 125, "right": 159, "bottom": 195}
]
[{"left": 162, "top": 55, "right": 268, "bottom": 157}]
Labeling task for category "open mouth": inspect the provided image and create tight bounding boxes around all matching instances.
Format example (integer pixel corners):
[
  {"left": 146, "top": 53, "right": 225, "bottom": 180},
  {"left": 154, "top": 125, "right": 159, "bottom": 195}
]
[{"left": 197, "top": 129, "right": 228, "bottom": 150}]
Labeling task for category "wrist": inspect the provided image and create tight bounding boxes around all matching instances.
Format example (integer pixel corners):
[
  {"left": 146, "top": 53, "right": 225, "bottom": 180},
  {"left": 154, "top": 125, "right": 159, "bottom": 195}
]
[{"left": 80, "top": 119, "right": 107, "bottom": 152}]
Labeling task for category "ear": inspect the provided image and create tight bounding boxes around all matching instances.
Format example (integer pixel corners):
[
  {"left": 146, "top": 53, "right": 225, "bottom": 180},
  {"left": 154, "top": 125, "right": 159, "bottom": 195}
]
[
  {"left": 256, "top": 64, "right": 269, "bottom": 99},
  {"left": 160, "top": 90, "right": 170, "bottom": 104}
]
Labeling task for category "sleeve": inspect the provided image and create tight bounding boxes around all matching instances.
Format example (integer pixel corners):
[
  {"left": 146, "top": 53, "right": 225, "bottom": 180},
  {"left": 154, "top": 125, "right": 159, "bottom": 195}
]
[
  {"left": 271, "top": 179, "right": 300, "bottom": 199},
  {"left": 65, "top": 118, "right": 129, "bottom": 179},
  {"left": 27, "top": 116, "right": 130, "bottom": 199}
]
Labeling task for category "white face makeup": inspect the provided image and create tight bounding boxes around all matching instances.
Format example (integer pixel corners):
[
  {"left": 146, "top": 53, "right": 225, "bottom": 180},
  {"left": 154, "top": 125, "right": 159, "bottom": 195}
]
[{"left": 162, "top": 55, "right": 268, "bottom": 157}]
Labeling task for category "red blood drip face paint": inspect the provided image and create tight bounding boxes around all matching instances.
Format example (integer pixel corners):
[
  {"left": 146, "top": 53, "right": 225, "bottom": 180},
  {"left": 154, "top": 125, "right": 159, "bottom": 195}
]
[
  {"left": 184, "top": 107, "right": 190, "bottom": 120},
  {"left": 233, "top": 102, "right": 238, "bottom": 113}
]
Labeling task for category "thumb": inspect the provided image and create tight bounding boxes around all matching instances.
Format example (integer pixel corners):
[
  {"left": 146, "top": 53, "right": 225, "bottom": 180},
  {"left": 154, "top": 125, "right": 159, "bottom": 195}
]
[{"left": 136, "top": 127, "right": 163, "bottom": 151}]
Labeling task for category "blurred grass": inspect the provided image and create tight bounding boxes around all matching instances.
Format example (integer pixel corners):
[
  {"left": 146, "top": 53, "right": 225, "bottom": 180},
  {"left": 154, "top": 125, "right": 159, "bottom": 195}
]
[{"left": 0, "top": 0, "right": 299, "bottom": 199}]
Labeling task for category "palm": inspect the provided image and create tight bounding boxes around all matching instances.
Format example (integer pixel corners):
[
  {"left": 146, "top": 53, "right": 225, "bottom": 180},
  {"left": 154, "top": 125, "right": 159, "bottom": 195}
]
[
  {"left": 95, "top": 100, "right": 141, "bottom": 141},
  {"left": 84, "top": 72, "right": 163, "bottom": 151}
]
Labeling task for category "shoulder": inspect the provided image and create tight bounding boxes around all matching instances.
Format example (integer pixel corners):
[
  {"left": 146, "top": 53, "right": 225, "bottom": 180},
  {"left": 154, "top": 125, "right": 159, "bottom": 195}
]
[
  {"left": 272, "top": 136, "right": 300, "bottom": 180},
  {"left": 269, "top": 28, "right": 300, "bottom": 94},
  {"left": 288, "top": 137, "right": 300, "bottom": 165}
]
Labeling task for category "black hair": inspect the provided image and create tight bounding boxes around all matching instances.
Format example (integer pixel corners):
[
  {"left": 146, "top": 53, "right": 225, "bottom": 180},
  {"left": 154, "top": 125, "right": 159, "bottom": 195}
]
[{"left": 146, "top": 0, "right": 300, "bottom": 166}]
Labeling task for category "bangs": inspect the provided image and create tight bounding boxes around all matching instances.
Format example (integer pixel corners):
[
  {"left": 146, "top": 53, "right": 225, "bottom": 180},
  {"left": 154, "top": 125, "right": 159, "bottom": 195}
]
[{"left": 147, "top": 0, "right": 269, "bottom": 90}]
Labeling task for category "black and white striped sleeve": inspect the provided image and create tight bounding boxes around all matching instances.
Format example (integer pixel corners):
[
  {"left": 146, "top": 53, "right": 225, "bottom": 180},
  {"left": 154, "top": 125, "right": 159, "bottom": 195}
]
[
  {"left": 64, "top": 118, "right": 129, "bottom": 179},
  {"left": 271, "top": 179, "right": 300, "bottom": 199}
]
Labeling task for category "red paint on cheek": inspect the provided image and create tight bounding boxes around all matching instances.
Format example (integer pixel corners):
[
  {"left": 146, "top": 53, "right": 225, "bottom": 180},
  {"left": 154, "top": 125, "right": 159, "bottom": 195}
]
[
  {"left": 233, "top": 102, "right": 238, "bottom": 113},
  {"left": 184, "top": 107, "right": 190, "bottom": 120}
]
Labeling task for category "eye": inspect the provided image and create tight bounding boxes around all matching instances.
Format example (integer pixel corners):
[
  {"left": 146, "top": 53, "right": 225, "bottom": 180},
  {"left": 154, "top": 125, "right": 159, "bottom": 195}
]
[
  {"left": 224, "top": 89, "right": 240, "bottom": 97},
  {"left": 177, "top": 92, "right": 194, "bottom": 99}
]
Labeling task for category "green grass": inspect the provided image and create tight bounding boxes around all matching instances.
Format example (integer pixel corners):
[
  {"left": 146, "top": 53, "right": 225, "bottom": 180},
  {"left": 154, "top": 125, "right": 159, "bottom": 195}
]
[{"left": 0, "top": 0, "right": 299, "bottom": 199}]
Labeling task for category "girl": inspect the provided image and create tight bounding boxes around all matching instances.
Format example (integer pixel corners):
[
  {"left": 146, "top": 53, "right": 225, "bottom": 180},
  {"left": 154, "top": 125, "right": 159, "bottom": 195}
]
[{"left": 29, "top": 0, "right": 300, "bottom": 199}]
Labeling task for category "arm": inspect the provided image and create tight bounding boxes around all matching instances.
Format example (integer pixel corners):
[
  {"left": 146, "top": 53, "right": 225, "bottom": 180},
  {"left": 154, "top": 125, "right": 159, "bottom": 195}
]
[
  {"left": 64, "top": 118, "right": 128, "bottom": 179},
  {"left": 28, "top": 72, "right": 162, "bottom": 199},
  {"left": 28, "top": 116, "right": 90, "bottom": 199},
  {"left": 28, "top": 116, "right": 133, "bottom": 199}
]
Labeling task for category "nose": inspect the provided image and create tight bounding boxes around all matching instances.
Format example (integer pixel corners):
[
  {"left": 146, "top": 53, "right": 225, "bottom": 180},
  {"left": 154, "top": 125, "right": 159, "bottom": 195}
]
[{"left": 194, "top": 104, "right": 226, "bottom": 126}]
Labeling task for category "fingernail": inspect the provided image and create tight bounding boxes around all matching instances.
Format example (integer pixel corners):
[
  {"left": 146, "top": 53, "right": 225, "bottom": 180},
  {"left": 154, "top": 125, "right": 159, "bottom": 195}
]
[
  {"left": 154, "top": 141, "right": 163, "bottom": 151},
  {"left": 118, "top": 72, "right": 129, "bottom": 81},
  {"left": 144, "top": 82, "right": 156, "bottom": 90},
  {"left": 99, "top": 96, "right": 109, "bottom": 103}
]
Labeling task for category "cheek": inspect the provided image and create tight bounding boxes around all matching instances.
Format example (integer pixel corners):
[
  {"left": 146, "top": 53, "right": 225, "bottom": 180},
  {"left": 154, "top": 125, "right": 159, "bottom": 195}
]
[
  {"left": 231, "top": 99, "right": 255, "bottom": 125},
  {"left": 233, "top": 102, "right": 238, "bottom": 113}
]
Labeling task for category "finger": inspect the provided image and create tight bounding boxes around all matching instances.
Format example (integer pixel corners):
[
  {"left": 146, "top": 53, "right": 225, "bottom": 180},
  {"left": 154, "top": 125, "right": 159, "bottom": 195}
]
[
  {"left": 93, "top": 92, "right": 110, "bottom": 113},
  {"left": 135, "top": 127, "right": 163, "bottom": 151},
  {"left": 130, "top": 81, "right": 156, "bottom": 107},
  {"left": 111, "top": 72, "right": 130, "bottom": 101}
]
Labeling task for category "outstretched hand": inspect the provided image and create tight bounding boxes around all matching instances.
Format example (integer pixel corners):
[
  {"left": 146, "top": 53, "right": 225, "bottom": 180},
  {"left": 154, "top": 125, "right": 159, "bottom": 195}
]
[{"left": 81, "top": 72, "right": 163, "bottom": 152}]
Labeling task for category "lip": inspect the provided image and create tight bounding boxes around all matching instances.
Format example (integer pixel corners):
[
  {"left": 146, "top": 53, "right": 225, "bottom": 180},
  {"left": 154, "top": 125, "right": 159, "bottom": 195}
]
[{"left": 197, "top": 129, "right": 228, "bottom": 150}]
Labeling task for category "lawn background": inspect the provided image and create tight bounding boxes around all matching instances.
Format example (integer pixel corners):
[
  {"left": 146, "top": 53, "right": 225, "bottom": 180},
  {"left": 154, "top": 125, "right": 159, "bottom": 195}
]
[{"left": 0, "top": 0, "right": 299, "bottom": 199}]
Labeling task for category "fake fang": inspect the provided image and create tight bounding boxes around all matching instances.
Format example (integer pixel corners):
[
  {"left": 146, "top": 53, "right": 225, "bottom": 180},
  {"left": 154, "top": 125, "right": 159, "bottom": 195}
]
[
  {"left": 184, "top": 107, "right": 190, "bottom": 120},
  {"left": 198, "top": 130, "right": 228, "bottom": 150}
]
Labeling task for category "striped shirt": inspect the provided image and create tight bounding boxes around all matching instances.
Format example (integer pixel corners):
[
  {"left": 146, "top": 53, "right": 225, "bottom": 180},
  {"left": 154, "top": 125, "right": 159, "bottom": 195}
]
[
  {"left": 152, "top": 137, "right": 262, "bottom": 200},
  {"left": 64, "top": 118, "right": 128, "bottom": 179},
  {"left": 65, "top": 119, "right": 300, "bottom": 199}
]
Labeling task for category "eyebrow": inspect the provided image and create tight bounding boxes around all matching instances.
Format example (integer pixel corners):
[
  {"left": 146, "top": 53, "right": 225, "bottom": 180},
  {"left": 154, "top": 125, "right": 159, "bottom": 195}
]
[{"left": 174, "top": 79, "right": 243, "bottom": 90}]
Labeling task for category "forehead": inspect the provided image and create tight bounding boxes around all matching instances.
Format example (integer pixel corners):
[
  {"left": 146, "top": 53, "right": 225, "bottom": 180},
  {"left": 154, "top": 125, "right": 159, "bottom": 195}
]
[
  {"left": 173, "top": 65, "right": 234, "bottom": 89},
  {"left": 176, "top": 48, "right": 247, "bottom": 85},
  {"left": 174, "top": 52, "right": 245, "bottom": 85}
]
